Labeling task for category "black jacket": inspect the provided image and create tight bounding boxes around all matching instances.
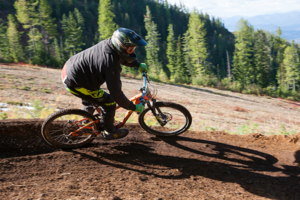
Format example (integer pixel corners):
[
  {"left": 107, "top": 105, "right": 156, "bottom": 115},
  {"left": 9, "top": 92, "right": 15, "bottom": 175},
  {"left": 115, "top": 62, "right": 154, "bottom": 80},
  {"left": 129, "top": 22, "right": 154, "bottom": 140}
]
[{"left": 66, "top": 38, "right": 139, "bottom": 110}]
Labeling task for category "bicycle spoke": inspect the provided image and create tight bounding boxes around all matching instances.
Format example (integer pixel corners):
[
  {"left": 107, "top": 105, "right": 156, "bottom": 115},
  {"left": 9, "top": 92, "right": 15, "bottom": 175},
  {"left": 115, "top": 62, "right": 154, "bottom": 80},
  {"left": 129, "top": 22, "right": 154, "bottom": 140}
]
[
  {"left": 139, "top": 102, "right": 191, "bottom": 136},
  {"left": 52, "top": 134, "right": 64, "bottom": 140},
  {"left": 48, "top": 129, "right": 64, "bottom": 136},
  {"left": 44, "top": 112, "right": 97, "bottom": 147}
]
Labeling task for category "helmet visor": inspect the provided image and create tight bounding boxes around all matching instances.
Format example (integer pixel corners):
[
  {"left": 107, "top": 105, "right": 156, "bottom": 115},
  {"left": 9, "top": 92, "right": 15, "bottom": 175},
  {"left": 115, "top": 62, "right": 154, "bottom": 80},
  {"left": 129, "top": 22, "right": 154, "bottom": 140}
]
[{"left": 126, "top": 46, "right": 136, "bottom": 54}]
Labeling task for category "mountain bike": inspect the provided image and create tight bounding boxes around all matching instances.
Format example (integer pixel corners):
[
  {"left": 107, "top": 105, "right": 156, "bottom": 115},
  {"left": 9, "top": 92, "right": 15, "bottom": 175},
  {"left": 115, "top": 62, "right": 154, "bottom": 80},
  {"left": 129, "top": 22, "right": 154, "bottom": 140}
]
[{"left": 41, "top": 72, "right": 192, "bottom": 149}]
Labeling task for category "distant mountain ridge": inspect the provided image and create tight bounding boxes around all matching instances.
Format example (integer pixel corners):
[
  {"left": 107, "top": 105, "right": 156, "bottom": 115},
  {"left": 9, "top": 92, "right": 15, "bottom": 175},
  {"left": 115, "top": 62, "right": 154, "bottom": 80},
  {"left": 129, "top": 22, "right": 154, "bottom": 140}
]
[{"left": 223, "top": 11, "right": 300, "bottom": 43}]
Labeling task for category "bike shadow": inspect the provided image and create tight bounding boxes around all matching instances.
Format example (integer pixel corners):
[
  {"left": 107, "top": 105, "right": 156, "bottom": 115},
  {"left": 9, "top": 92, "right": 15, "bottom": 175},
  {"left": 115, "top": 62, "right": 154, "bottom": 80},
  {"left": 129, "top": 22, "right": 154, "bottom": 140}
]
[{"left": 73, "top": 136, "right": 300, "bottom": 199}]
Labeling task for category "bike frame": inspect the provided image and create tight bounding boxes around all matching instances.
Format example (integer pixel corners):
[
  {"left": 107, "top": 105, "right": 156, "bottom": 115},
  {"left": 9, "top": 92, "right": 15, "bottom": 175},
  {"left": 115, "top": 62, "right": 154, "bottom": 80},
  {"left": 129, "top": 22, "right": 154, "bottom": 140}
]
[{"left": 69, "top": 72, "right": 151, "bottom": 136}]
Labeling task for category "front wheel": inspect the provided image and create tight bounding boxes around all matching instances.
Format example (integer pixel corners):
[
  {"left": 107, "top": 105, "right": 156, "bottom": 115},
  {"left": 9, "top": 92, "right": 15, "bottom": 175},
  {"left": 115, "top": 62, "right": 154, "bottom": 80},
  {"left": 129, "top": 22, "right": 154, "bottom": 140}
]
[{"left": 138, "top": 102, "right": 192, "bottom": 136}]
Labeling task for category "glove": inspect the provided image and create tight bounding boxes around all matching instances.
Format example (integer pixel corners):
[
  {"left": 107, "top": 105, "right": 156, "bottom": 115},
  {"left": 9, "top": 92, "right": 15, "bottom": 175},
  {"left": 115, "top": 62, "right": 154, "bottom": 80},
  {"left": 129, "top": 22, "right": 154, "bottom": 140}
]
[
  {"left": 139, "top": 63, "right": 148, "bottom": 73},
  {"left": 135, "top": 104, "right": 144, "bottom": 113}
]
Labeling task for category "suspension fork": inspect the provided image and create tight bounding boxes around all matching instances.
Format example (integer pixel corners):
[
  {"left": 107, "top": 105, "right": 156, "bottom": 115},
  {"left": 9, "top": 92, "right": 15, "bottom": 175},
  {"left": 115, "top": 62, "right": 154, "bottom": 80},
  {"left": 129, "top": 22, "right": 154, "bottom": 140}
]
[
  {"left": 147, "top": 98, "right": 156, "bottom": 113},
  {"left": 147, "top": 98, "right": 166, "bottom": 126}
]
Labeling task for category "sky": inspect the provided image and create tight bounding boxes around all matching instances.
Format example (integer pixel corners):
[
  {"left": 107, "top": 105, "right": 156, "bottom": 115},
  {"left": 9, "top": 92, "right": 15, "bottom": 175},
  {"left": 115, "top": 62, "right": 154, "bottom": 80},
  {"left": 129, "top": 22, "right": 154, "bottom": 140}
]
[{"left": 166, "top": 0, "right": 300, "bottom": 18}]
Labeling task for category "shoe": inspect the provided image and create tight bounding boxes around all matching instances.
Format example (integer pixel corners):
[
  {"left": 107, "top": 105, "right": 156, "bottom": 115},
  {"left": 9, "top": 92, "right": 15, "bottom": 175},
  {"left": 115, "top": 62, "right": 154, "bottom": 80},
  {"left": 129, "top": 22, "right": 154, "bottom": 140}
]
[{"left": 102, "top": 129, "right": 129, "bottom": 140}]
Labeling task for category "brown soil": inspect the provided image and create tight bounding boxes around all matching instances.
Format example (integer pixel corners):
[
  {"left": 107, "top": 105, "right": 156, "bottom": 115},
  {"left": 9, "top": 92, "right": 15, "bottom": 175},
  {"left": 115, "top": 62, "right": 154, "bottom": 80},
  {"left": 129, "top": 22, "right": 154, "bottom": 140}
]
[{"left": 1, "top": 120, "right": 300, "bottom": 200}]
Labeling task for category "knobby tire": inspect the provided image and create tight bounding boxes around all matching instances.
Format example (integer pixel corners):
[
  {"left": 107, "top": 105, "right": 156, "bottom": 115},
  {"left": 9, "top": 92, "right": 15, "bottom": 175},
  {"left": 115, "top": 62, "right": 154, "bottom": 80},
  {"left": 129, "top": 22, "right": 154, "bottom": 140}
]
[
  {"left": 138, "top": 102, "right": 192, "bottom": 136},
  {"left": 41, "top": 109, "right": 97, "bottom": 149}
]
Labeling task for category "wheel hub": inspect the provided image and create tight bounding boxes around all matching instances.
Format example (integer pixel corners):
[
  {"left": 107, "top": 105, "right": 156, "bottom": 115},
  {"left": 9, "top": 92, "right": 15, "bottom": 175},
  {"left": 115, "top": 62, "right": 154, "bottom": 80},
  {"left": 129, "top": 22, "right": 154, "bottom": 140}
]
[{"left": 158, "top": 112, "right": 172, "bottom": 122}]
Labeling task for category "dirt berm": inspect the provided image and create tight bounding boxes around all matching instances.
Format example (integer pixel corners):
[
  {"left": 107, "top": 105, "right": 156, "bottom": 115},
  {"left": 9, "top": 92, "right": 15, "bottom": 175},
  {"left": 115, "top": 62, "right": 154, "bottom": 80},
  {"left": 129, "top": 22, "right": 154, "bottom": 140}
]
[{"left": 1, "top": 119, "right": 300, "bottom": 199}]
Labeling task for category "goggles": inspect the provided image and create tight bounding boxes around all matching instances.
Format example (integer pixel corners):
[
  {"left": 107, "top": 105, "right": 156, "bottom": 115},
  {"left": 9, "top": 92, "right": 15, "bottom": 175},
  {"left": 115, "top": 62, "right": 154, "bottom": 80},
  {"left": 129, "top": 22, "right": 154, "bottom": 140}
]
[{"left": 126, "top": 46, "right": 136, "bottom": 54}]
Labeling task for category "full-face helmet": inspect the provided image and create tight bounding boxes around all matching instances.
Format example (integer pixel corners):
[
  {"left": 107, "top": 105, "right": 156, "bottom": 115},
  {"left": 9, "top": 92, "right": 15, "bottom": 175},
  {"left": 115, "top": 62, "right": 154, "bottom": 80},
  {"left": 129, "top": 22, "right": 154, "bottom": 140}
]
[{"left": 111, "top": 28, "right": 147, "bottom": 63}]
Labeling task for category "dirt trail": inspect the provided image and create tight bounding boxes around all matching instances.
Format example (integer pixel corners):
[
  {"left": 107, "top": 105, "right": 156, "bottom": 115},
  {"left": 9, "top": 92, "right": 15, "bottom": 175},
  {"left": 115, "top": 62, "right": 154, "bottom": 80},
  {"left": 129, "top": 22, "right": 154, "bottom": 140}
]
[{"left": 1, "top": 120, "right": 300, "bottom": 200}]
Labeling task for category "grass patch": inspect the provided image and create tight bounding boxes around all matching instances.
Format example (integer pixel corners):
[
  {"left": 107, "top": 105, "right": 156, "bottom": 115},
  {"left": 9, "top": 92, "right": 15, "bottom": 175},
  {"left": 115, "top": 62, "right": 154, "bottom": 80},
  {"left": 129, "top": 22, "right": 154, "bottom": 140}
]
[
  {"left": 21, "top": 86, "right": 30, "bottom": 90},
  {"left": 43, "top": 88, "right": 52, "bottom": 93},
  {"left": 231, "top": 122, "right": 259, "bottom": 135},
  {"left": 203, "top": 126, "right": 218, "bottom": 131},
  {"left": 6, "top": 101, "right": 29, "bottom": 106},
  {"left": 279, "top": 124, "right": 297, "bottom": 135},
  {"left": 31, "top": 99, "right": 45, "bottom": 117},
  {"left": 0, "top": 112, "right": 8, "bottom": 119},
  {"left": 2, "top": 99, "right": 58, "bottom": 119}
]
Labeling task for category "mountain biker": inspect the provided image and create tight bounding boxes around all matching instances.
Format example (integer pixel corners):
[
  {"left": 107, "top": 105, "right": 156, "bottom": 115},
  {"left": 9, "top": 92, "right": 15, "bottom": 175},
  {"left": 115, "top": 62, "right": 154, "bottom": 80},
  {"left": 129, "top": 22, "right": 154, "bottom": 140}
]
[{"left": 61, "top": 27, "right": 148, "bottom": 140}]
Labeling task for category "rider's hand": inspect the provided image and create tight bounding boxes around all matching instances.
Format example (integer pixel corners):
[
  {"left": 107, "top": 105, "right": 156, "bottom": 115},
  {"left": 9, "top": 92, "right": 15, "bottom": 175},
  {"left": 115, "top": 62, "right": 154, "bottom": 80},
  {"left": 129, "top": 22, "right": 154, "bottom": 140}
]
[
  {"left": 135, "top": 104, "right": 144, "bottom": 113},
  {"left": 139, "top": 63, "right": 148, "bottom": 73}
]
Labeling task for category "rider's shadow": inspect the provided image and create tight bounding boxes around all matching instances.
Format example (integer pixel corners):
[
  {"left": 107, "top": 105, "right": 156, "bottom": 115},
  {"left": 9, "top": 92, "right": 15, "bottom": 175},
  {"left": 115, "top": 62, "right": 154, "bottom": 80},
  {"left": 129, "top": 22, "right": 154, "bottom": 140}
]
[
  {"left": 281, "top": 150, "right": 300, "bottom": 177},
  {"left": 294, "top": 150, "right": 300, "bottom": 166},
  {"left": 74, "top": 137, "right": 300, "bottom": 200}
]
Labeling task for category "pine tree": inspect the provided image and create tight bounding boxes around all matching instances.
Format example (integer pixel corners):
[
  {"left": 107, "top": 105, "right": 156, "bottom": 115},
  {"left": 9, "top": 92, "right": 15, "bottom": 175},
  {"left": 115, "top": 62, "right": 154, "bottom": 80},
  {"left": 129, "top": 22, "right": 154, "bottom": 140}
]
[
  {"left": 253, "top": 30, "right": 270, "bottom": 88},
  {"left": 39, "top": 0, "right": 57, "bottom": 39},
  {"left": 53, "top": 0, "right": 61, "bottom": 18},
  {"left": 0, "top": 20, "right": 10, "bottom": 62},
  {"left": 217, "top": 33, "right": 226, "bottom": 77},
  {"left": 174, "top": 35, "right": 189, "bottom": 83},
  {"left": 232, "top": 18, "right": 254, "bottom": 88},
  {"left": 226, "top": 50, "right": 231, "bottom": 79},
  {"left": 4, "top": 0, "right": 236, "bottom": 70},
  {"left": 144, "top": 5, "right": 162, "bottom": 78},
  {"left": 182, "top": 30, "right": 192, "bottom": 77},
  {"left": 166, "top": 24, "right": 176, "bottom": 78},
  {"left": 53, "top": 38, "right": 62, "bottom": 66},
  {"left": 61, "top": 13, "right": 68, "bottom": 31},
  {"left": 39, "top": 0, "right": 58, "bottom": 64},
  {"left": 98, "top": 0, "right": 117, "bottom": 41},
  {"left": 63, "top": 11, "right": 85, "bottom": 56},
  {"left": 124, "top": 13, "right": 130, "bottom": 28},
  {"left": 14, "top": 0, "right": 39, "bottom": 59},
  {"left": 74, "top": 8, "right": 85, "bottom": 30},
  {"left": 187, "top": 9, "right": 208, "bottom": 76},
  {"left": 14, "top": 0, "right": 38, "bottom": 29},
  {"left": 274, "top": 27, "right": 288, "bottom": 90},
  {"left": 74, "top": 7, "right": 88, "bottom": 47},
  {"left": 30, "top": 28, "right": 45, "bottom": 65},
  {"left": 164, "top": 0, "right": 171, "bottom": 25},
  {"left": 283, "top": 41, "right": 300, "bottom": 91},
  {"left": 7, "top": 14, "right": 24, "bottom": 62}
]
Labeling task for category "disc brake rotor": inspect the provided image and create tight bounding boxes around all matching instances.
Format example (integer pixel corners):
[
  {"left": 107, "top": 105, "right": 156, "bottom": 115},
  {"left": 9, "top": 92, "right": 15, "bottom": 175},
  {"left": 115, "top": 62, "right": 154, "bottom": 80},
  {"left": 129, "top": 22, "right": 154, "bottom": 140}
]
[{"left": 158, "top": 112, "right": 172, "bottom": 122}]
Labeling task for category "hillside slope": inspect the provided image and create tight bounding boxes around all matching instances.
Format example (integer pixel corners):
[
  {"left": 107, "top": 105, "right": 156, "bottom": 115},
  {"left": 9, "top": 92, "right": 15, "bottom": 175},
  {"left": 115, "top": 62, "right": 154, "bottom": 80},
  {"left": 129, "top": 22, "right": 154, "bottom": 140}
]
[{"left": 1, "top": 63, "right": 300, "bottom": 135}]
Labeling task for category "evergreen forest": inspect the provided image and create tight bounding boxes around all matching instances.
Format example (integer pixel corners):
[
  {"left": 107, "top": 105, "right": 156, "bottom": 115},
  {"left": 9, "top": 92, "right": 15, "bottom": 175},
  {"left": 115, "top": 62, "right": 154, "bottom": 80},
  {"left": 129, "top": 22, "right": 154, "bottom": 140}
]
[{"left": 1, "top": 0, "right": 300, "bottom": 100}]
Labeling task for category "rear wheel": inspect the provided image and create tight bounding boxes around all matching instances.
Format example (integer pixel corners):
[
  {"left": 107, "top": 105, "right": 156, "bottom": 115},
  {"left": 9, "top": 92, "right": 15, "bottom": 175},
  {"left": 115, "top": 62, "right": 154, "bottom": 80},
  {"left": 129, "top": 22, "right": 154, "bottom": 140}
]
[
  {"left": 138, "top": 102, "right": 192, "bottom": 136},
  {"left": 41, "top": 109, "right": 98, "bottom": 149}
]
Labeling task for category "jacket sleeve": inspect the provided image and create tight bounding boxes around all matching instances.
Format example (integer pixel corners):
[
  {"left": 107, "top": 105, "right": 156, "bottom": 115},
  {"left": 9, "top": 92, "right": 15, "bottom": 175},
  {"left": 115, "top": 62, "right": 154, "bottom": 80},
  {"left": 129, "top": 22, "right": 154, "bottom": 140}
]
[
  {"left": 120, "top": 59, "right": 140, "bottom": 68},
  {"left": 105, "top": 53, "right": 136, "bottom": 111}
]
